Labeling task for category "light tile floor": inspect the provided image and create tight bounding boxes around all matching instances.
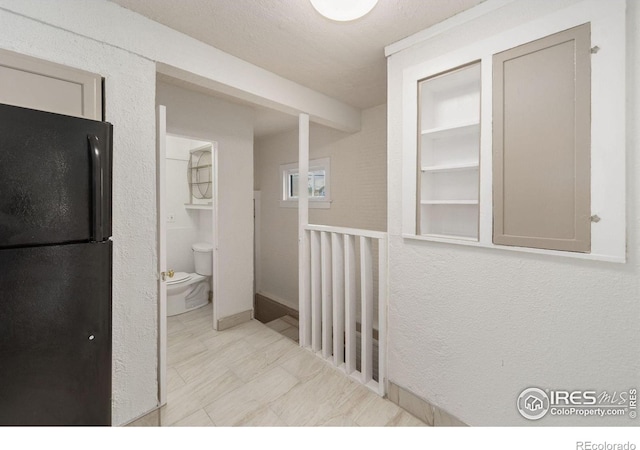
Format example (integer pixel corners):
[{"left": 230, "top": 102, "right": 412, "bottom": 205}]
[
  {"left": 128, "top": 303, "right": 426, "bottom": 427},
  {"left": 265, "top": 315, "right": 299, "bottom": 343}
]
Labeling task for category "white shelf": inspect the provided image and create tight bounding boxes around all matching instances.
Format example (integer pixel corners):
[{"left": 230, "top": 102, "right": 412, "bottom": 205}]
[
  {"left": 418, "top": 62, "right": 481, "bottom": 240},
  {"left": 185, "top": 203, "right": 212, "bottom": 210},
  {"left": 421, "top": 120, "right": 479, "bottom": 139},
  {"left": 421, "top": 162, "right": 479, "bottom": 173},
  {"left": 421, "top": 200, "right": 478, "bottom": 205}
]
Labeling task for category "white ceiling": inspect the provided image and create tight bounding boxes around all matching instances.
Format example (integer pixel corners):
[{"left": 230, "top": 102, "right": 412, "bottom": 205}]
[{"left": 110, "top": 0, "right": 483, "bottom": 110}]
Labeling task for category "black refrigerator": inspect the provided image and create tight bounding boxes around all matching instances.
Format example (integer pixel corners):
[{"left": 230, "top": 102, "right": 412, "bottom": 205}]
[{"left": 0, "top": 103, "right": 112, "bottom": 426}]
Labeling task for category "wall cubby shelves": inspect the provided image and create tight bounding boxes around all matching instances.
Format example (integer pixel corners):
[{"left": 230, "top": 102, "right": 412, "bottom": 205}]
[
  {"left": 401, "top": 3, "right": 626, "bottom": 262},
  {"left": 417, "top": 62, "right": 481, "bottom": 241}
]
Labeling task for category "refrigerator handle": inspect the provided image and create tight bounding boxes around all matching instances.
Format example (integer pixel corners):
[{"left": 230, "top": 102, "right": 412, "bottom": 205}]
[{"left": 88, "top": 135, "right": 104, "bottom": 242}]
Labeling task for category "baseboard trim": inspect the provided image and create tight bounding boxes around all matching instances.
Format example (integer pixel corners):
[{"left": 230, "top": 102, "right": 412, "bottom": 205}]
[
  {"left": 120, "top": 405, "right": 160, "bottom": 427},
  {"left": 254, "top": 293, "right": 299, "bottom": 324},
  {"left": 387, "top": 381, "right": 467, "bottom": 426},
  {"left": 217, "top": 309, "right": 253, "bottom": 331},
  {"left": 256, "top": 290, "right": 298, "bottom": 312}
]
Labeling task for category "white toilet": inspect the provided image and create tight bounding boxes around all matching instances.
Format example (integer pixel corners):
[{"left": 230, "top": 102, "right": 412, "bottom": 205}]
[{"left": 166, "top": 242, "right": 213, "bottom": 317}]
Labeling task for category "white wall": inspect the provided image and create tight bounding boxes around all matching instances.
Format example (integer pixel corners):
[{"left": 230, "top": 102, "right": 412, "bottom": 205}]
[
  {"left": 165, "top": 135, "right": 212, "bottom": 274},
  {"left": 0, "top": 8, "right": 158, "bottom": 425},
  {"left": 386, "top": 0, "right": 640, "bottom": 426},
  {"left": 157, "top": 81, "right": 255, "bottom": 322},
  {"left": 0, "top": 0, "right": 339, "bottom": 426},
  {"left": 254, "top": 104, "right": 387, "bottom": 310}
]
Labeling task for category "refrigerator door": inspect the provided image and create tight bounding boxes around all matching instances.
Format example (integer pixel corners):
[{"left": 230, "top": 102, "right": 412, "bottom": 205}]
[
  {"left": 0, "top": 241, "right": 112, "bottom": 425},
  {"left": 0, "top": 103, "right": 112, "bottom": 248}
]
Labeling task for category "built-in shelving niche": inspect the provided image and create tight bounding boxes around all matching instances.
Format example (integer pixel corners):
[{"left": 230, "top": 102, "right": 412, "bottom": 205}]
[
  {"left": 417, "top": 62, "right": 481, "bottom": 241},
  {"left": 185, "top": 144, "right": 213, "bottom": 211}
]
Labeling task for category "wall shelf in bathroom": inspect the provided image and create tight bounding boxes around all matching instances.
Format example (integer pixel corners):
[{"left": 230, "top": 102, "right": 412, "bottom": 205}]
[{"left": 184, "top": 203, "right": 212, "bottom": 210}]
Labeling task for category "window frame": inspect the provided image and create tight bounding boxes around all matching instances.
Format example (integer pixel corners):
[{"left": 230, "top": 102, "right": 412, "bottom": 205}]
[{"left": 280, "top": 157, "right": 331, "bottom": 209}]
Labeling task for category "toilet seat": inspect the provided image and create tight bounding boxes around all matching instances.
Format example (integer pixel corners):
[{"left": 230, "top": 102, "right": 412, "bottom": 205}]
[
  {"left": 166, "top": 272, "right": 210, "bottom": 317},
  {"left": 166, "top": 272, "right": 191, "bottom": 285}
]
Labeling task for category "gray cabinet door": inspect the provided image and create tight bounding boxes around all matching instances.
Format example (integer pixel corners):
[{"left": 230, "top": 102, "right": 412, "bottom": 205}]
[
  {"left": 0, "top": 48, "right": 102, "bottom": 120},
  {"left": 492, "top": 23, "right": 591, "bottom": 252}
]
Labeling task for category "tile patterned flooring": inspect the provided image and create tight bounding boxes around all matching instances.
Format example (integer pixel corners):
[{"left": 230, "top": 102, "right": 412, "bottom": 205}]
[
  {"left": 265, "top": 315, "right": 300, "bottom": 343},
  {"left": 128, "top": 303, "right": 425, "bottom": 427}
]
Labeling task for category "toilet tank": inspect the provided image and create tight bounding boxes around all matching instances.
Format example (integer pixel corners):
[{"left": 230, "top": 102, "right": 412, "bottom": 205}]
[{"left": 192, "top": 242, "right": 213, "bottom": 276}]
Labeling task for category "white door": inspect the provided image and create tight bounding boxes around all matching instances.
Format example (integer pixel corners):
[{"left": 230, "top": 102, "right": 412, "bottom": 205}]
[{"left": 156, "top": 105, "right": 168, "bottom": 406}]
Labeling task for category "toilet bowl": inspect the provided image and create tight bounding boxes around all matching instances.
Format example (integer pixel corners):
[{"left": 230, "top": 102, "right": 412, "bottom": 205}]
[{"left": 167, "top": 242, "right": 213, "bottom": 317}]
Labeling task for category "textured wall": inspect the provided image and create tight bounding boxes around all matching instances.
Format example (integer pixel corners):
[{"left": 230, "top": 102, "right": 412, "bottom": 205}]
[
  {"left": 254, "top": 104, "right": 387, "bottom": 309},
  {"left": 0, "top": 0, "right": 365, "bottom": 426},
  {"left": 0, "top": 10, "right": 159, "bottom": 425},
  {"left": 386, "top": 0, "right": 640, "bottom": 425},
  {"left": 0, "top": 3, "right": 254, "bottom": 425}
]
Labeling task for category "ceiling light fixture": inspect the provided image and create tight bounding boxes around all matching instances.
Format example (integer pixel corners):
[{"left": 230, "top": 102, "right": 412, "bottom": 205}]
[{"left": 309, "top": 0, "right": 379, "bottom": 22}]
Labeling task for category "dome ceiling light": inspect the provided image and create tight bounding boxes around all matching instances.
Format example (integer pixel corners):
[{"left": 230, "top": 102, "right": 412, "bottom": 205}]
[{"left": 309, "top": 0, "right": 379, "bottom": 22}]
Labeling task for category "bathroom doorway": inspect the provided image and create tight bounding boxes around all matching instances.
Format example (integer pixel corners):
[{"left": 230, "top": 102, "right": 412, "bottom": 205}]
[{"left": 156, "top": 105, "right": 219, "bottom": 405}]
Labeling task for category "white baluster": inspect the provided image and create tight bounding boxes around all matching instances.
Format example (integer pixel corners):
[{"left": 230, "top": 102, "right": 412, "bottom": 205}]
[
  {"left": 344, "top": 234, "right": 357, "bottom": 374},
  {"left": 332, "top": 233, "right": 345, "bottom": 367},
  {"left": 310, "top": 230, "right": 322, "bottom": 352},
  {"left": 321, "top": 232, "right": 333, "bottom": 359},
  {"left": 360, "top": 236, "right": 373, "bottom": 384},
  {"left": 377, "top": 236, "right": 387, "bottom": 395}
]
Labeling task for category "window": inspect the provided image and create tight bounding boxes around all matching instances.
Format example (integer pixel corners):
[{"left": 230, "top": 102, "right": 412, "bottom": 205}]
[
  {"left": 287, "top": 169, "right": 326, "bottom": 199},
  {"left": 280, "top": 157, "right": 331, "bottom": 208}
]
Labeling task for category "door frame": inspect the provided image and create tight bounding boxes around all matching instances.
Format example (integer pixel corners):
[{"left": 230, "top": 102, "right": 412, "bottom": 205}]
[
  {"left": 156, "top": 105, "right": 168, "bottom": 407},
  {"left": 210, "top": 142, "right": 220, "bottom": 330},
  {"left": 156, "top": 105, "right": 220, "bottom": 405},
  {"left": 253, "top": 190, "right": 261, "bottom": 297}
]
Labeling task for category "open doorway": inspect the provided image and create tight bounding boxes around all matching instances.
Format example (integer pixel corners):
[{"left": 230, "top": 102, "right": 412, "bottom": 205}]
[
  {"left": 164, "top": 134, "right": 215, "bottom": 317},
  {"left": 156, "top": 104, "right": 219, "bottom": 405},
  {"left": 154, "top": 75, "right": 267, "bottom": 410}
]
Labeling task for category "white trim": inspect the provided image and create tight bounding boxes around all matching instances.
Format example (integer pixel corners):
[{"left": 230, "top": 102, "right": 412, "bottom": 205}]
[
  {"left": 156, "top": 105, "right": 167, "bottom": 408},
  {"left": 384, "top": 0, "right": 516, "bottom": 57},
  {"left": 402, "top": 234, "right": 626, "bottom": 264},
  {"left": 306, "top": 224, "right": 387, "bottom": 240},
  {"left": 211, "top": 142, "right": 220, "bottom": 330},
  {"left": 280, "top": 200, "right": 331, "bottom": 209},
  {"left": 254, "top": 190, "right": 261, "bottom": 295}
]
